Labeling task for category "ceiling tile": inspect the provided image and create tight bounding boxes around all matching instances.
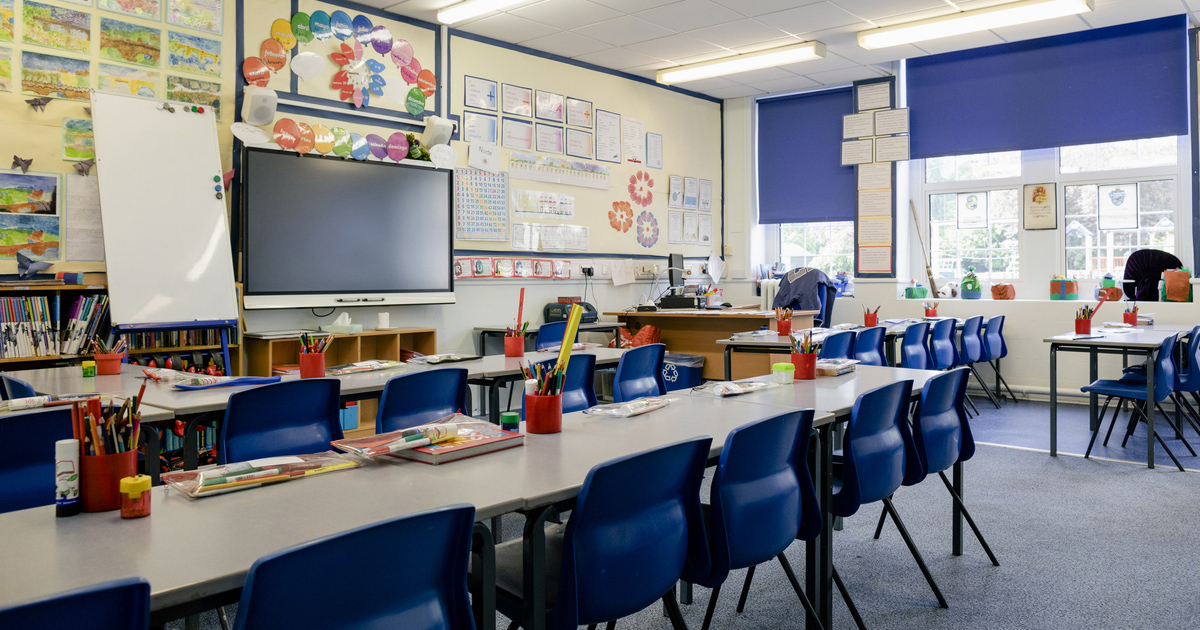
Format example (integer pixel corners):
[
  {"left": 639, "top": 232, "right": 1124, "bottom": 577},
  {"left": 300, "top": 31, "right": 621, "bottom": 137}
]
[
  {"left": 383, "top": 0, "right": 458, "bottom": 23},
  {"left": 748, "top": 74, "right": 823, "bottom": 94},
  {"left": 573, "top": 47, "right": 669, "bottom": 69},
  {"left": 1081, "top": 0, "right": 1189, "bottom": 29},
  {"left": 710, "top": 0, "right": 822, "bottom": 18},
  {"left": 457, "top": 13, "right": 561, "bottom": 43},
  {"left": 625, "top": 33, "right": 725, "bottom": 61},
  {"left": 762, "top": 2, "right": 862, "bottom": 36},
  {"left": 686, "top": 19, "right": 791, "bottom": 49},
  {"left": 624, "top": 61, "right": 676, "bottom": 79},
  {"left": 867, "top": 5, "right": 959, "bottom": 28},
  {"left": 635, "top": 0, "right": 744, "bottom": 33},
  {"left": 665, "top": 49, "right": 738, "bottom": 66},
  {"left": 704, "top": 84, "right": 768, "bottom": 98},
  {"left": 572, "top": 15, "right": 676, "bottom": 46},
  {"left": 510, "top": 0, "right": 623, "bottom": 31},
  {"left": 732, "top": 36, "right": 805, "bottom": 54},
  {"left": 831, "top": 41, "right": 927, "bottom": 66},
  {"left": 989, "top": 14, "right": 1091, "bottom": 43},
  {"left": 355, "top": 0, "right": 405, "bottom": 8},
  {"left": 802, "top": 65, "right": 887, "bottom": 86},
  {"left": 666, "top": 76, "right": 741, "bottom": 91},
  {"left": 722, "top": 66, "right": 797, "bottom": 84},
  {"left": 777, "top": 51, "right": 859, "bottom": 74},
  {"left": 911, "top": 29, "right": 1005, "bottom": 55},
  {"left": 829, "top": 0, "right": 952, "bottom": 21},
  {"left": 520, "top": 31, "right": 611, "bottom": 56},
  {"left": 590, "top": 0, "right": 679, "bottom": 12}
]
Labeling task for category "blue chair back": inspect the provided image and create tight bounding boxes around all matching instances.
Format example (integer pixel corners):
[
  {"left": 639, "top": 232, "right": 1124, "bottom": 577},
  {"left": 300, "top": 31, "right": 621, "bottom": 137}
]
[
  {"left": 234, "top": 505, "right": 476, "bottom": 630},
  {"left": 899, "top": 322, "right": 931, "bottom": 369},
  {"left": 1151, "top": 334, "right": 1180, "bottom": 403},
  {"left": 553, "top": 437, "right": 712, "bottom": 628},
  {"left": 0, "top": 577, "right": 149, "bottom": 629},
  {"left": 0, "top": 407, "right": 74, "bottom": 513},
  {"left": 219, "top": 379, "right": 343, "bottom": 464},
  {"left": 957, "top": 316, "right": 986, "bottom": 365},
  {"left": 1, "top": 375, "right": 36, "bottom": 400},
  {"left": 376, "top": 368, "right": 468, "bottom": 433},
  {"left": 983, "top": 315, "right": 1007, "bottom": 361},
  {"left": 536, "top": 321, "right": 579, "bottom": 351},
  {"left": 535, "top": 354, "right": 597, "bottom": 414},
  {"left": 818, "top": 330, "right": 855, "bottom": 360},
  {"left": 852, "top": 326, "right": 887, "bottom": 367},
  {"left": 831, "top": 380, "right": 918, "bottom": 518},
  {"left": 1174, "top": 324, "right": 1200, "bottom": 393},
  {"left": 694, "top": 410, "right": 815, "bottom": 587},
  {"left": 613, "top": 344, "right": 667, "bottom": 402},
  {"left": 929, "top": 319, "right": 958, "bottom": 370},
  {"left": 912, "top": 368, "right": 974, "bottom": 482}
]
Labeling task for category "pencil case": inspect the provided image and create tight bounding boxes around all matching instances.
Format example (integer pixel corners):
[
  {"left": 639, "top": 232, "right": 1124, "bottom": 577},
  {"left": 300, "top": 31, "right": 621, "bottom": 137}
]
[{"left": 173, "top": 376, "right": 281, "bottom": 390}]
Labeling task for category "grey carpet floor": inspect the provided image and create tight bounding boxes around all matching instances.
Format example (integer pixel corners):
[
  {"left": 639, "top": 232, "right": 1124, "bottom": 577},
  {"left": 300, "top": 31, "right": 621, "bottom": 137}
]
[{"left": 169, "top": 403, "right": 1200, "bottom": 629}]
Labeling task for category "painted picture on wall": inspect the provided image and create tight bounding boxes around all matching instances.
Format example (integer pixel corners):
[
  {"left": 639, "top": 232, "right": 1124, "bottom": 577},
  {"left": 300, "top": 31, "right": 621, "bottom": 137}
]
[
  {"left": 100, "top": 0, "right": 160, "bottom": 20},
  {"left": 0, "top": 214, "right": 61, "bottom": 260},
  {"left": 21, "top": 51, "right": 90, "bottom": 101},
  {"left": 23, "top": 1, "right": 91, "bottom": 55},
  {"left": 167, "top": 0, "right": 222, "bottom": 35},
  {"left": 0, "top": 0, "right": 13, "bottom": 43},
  {"left": 62, "top": 117, "right": 94, "bottom": 160},
  {"left": 98, "top": 62, "right": 157, "bottom": 97},
  {"left": 99, "top": 17, "right": 161, "bottom": 67},
  {"left": 0, "top": 46, "right": 10, "bottom": 92},
  {"left": 0, "top": 172, "right": 58, "bottom": 215},
  {"left": 168, "top": 30, "right": 221, "bottom": 77},
  {"left": 166, "top": 74, "right": 220, "bottom": 120}
]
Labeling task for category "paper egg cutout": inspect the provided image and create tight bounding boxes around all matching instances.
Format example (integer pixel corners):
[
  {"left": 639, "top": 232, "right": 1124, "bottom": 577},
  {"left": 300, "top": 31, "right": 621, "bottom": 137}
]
[
  {"left": 352, "top": 15, "right": 373, "bottom": 45},
  {"left": 349, "top": 133, "right": 370, "bottom": 160},
  {"left": 405, "top": 87, "right": 426, "bottom": 116},
  {"left": 273, "top": 118, "right": 301, "bottom": 149},
  {"left": 371, "top": 25, "right": 392, "bottom": 55},
  {"left": 295, "top": 123, "right": 316, "bottom": 155},
  {"left": 270, "top": 19, "right": 297, "bottom": 50},
  {"left": 390, "top": 40, "right": 413, "bottom": 67},
  {"left": 312, "top": 124, "right": 335, "bottom": 153},
  {"left": 401, "top": 58, "right": 420, "bottom": 84},
  {"left": 386, "top": 132, "right": 409, "bottom": 161},
  {"left": 242, "top": 57, "right": 270, "bottom": 87},
  {"left": 330, "top": 11, "right": 352, "bottom": 40},
  {"left": 366, "top": 134, "right": 388, "bottom": 159},
  {"left": 417, "top": 69, "right": 436, "bottom": 97},
  {"left": 331, "top": 127, "right": 352, "bottom": 156},
  {"left": 310, "top": 11, "right": 332, "bottom": 41},
  {"left": 261, "top": 38, "right": 288, "bottom": 72},
  {"left": 291, "top": 12, "right": 313, "bottom": 44}
]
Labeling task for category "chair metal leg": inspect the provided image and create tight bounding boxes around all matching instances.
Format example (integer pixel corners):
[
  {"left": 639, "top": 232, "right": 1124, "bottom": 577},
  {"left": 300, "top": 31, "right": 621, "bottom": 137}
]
[
  {"left": 700, "top": 583, "right": 721, "bottom": 630},
  {"left": 968, "top": 365, "right": 1001, "bottom": 409},
  {"left": 507, "top": 622, "right": 519, "bottom": 630},
  {"left": 964, "top": 394, "right": 979, "bottom": 415},
  {"left": 830, "top": 565, "right": 867, "bottom": 630},
  {"left": 1155, "top": 403, "right": 1196, "bottom": 456},
  {"left": 871, "top": 503, "right": 889, "bottom": 540},
  {"left": 1173, "top": 394, "right": 1200, "bottom": 436},
  {"left": 216, "top": 607, "right": 230, "bottom": 630},
  {"left": 1085, "top": 396, "right": 1114, "bottom": 459},
  {"left": 1131, "top": 403, "right": 1185, "bottom": 472},
  {"left": 936, "top": 471, "right": 999, "bottom": 566},
  {"left": 1121, "top": 402, "right": 1142, "bottom": 448},
  {"left": 607, "top": 622, "right": 616, "bottom": 630},
  {"left": 990, "top": 360, "right": 1020, "bottom": 403},
  {"left": 778, "top": 554, "right": 825, "bottom": 630},
  {"left": 735, "top": 565, "right": 755, "bottom": 613},
  {"left": 662, "top": 587, "right": 690, "bottom": 630},
  {"left": 1103, "top": 399, "right": 1126, "bottom": 447},
  {"left": 882, "top": 497, "right": 948, "bottom": 608}
]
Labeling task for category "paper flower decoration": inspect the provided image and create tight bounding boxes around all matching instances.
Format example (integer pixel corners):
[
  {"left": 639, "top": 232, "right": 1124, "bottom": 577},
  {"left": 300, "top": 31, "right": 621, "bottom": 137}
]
[
  {"left": 628, "top": 170, "right": 654, "bottom": 207},
  {"left": 636, "top": 211, "right": 659, "bottom": 248},
  {"left": 331, "top": 40, "right": 386, "bottom": 108},
  {"left": 609, "top": 201, "right": 634, "bottom": 233}
]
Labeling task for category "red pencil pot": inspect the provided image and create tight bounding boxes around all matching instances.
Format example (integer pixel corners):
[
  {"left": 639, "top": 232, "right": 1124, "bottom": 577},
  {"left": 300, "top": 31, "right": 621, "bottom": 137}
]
[
  {"left": 81, "top": 450, "right": 137, "bottom": 512},
  {"left": 504, "top": 335, "right": 524, "bottom": 357},
  {"left": 776, "top": 320, "right": 792, "bottom": 337},
  {"left": 925, "top": 309, "right": 938, "bottom": 318},
  {"left": 94, "top": 353, "right": 124, "bottom": 376},
  {"left": 299, "top": 352, "right": 325, "bottom": 378},
  {"left": 1075, "top": 319, "right": 1091, "bottom": 335},
  {"left": 864, "top": 313, "right": 878, "bottom": 327},
  {"left": 791, "top": 353, "right": 817, "bottom": 380},
  {"left": 1124, "top": 312, "right": 1138, "bottom": 326},
  {"left": 524, "top": 394, "right": 562, "bottom": 434}
]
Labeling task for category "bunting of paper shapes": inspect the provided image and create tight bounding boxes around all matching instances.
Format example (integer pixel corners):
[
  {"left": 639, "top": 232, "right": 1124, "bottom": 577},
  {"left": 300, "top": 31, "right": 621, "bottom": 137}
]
[
  {"left": 72, "top": 158, "right": 94, "bottom": 176},
  {"left": 25, "top": 97, "right": 51, "bottom": 113},
  {"left": 16, "top": 252, "right": 52, "bottom": 280},
  {"left": 11, "top": 156, "right": 31, "bottom": 173},
  {"left": 223, "top": 169, "right": 235, "bottom": 190}
]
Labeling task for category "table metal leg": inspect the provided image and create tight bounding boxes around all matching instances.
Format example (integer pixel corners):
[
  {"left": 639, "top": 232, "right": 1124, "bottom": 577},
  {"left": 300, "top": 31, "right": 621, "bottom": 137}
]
[
  {"left": 885, "top": 336, "right": 896, "bottom": 367},
  {"left": 724, "top": 346, "right": 733, "bottom": 381},
  {"left": 1089, "top": 348, "right": 1099, "bottom": 431},
  {"left": 489, "top": 382, "right": 502, "bottom": 425},
  {"left": 805, "top": 424, "right": 833, "bottom": 630},
  {"left": 1146, "top": 348, "right": 1156, "bottom": 469},
  {"left": 1050, "top": 345, "right": 1058, "bottom": 457},
  {"left": 143, "top": 424, "right": 162, "bottom": 486},
  {"left": 471, "top": 522, "right": 496, "bottom": 630},
  {"left": 952, "top": 461, "right": 963, "bottom": 556},
  {"left": 522, "top": 506, "right": 556, "bottom": 630}
]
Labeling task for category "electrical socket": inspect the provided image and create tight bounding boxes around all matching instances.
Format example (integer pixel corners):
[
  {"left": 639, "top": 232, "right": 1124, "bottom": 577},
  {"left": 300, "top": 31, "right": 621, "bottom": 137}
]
[
  {"left": 601, "top": 264, "right": 610, "bottom": 275},
  {"left": 581, "top": 266, "right": 594, "bottom": 277}
]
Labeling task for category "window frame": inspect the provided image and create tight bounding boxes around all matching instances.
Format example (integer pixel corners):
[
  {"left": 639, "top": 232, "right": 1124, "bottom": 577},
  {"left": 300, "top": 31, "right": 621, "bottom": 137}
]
[{"left": 777, "top": 220, "right": 856, "bottom": 277}]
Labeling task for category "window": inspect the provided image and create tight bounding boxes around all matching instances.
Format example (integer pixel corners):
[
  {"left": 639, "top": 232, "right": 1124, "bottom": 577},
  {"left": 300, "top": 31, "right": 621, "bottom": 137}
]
[
  {"left": 1060, "top": 136, "right": 1177, "bottom": 173},
  {"left": 925, "top": 151, "right": 1021, "bottom": 183},
  {"left": 1063, "top": 180, "right": 1175, "bottom": 279},
  {"left": 928, "top": 190, "right": 1020, "bottom": 281},
  {"left": 780, "top": 222, "right": 854, "bottom": 276}
]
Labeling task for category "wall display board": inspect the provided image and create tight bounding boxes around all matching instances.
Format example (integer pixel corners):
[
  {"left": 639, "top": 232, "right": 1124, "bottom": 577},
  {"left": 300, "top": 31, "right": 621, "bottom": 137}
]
[{"left": 851, "top": 76, "right": 899, "bottom": 278}]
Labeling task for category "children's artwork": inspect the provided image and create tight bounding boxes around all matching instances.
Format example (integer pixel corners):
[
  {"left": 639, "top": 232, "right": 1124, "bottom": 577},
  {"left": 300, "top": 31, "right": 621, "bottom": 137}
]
[
  {"left": 629, "top": 170, "right": 653, "bottom": 207},
  {"left": 21, "top": 51, "right": 90, "bottom": 101},
  {"left": 636, "top": 211, "right": 659, "bottom": 248},
  {"left": 454, "top": 169, "right": 509, "bottom": 241},
  {"left": 471, "top": 257, "right": 493, "bottom": 277},
  {"left": 0, "top": 0, "right": 13, "bottom": 43},
  {"left": 535, "top": 124, "right": 563, "bottom": 154},
  {"left": 566, "top": 97, "right": 592, "bottom": 128},
  {"left": 99, "top": 18, "right": 160, "bottom": 67},
  {"left": 493, "top": 258, "right": 514, "bottom": 278},
  {"left": 167, "top": 0, "right": 222, "bottom": 35},
  {"left": 464, "top": 75, "right": 496, "bottom": 111},
  {"left": 0, "top": 171, "right": 58, "bottom": 215},
  {"left": 553, "top": 260, "right": 571, "bottom": 280},
  {"left": 98, "top": 62, "right": 158, "bottom": 97},
  {"left": 502, "top": 83, "right": 531, "bottom": 117},
  {"left": 609, "top": 201, "right": 633, "bottom": 233},
  {"left": 535, "top": 90, "right": 563, "bottom": 122},
  {"left": 453, "top": 257, "right": 472, "bottom": 279},
  {"left": 0, "top": 46, "right": 10, "bottom": 91},
  {"left": 667, "top": 174, "right": 683, "bottom": 209},
  {"left": 168, "top": 30, "right": 221, "bottom": 77},
  {"left": 0, "top": 214, "right": 61, "bottom": 260},
  {"left": 62, "top": 117, "right": 94, "bottom": 161},
  {"left": 100, "top": 0, "right": 160, "bottom": 19},
  {"left": 166, "top": 74, "right": 220, "bottom": 120},
  {"left": 23, "top": 1, "right": 91, "bottom": 54},
  {"left": 502, "top": 118, "right": 533, "bottom": 151}
]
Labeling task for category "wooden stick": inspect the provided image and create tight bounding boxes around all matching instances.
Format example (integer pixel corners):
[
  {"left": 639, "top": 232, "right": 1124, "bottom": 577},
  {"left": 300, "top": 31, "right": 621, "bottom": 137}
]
[{"left": 909, "top": 200, "right": 940, "bottom": 296}]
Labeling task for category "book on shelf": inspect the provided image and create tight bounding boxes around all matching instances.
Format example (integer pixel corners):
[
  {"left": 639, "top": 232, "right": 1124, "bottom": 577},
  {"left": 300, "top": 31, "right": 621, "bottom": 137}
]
[
  {"left": 61, "top": 294, "right": 108, "bottom": 356},
  {"left": 271, "top": 364, "right": 300, "bottom": 375},
  {"left": 0, "top": 295, "right": 61, "bottom": 359}
]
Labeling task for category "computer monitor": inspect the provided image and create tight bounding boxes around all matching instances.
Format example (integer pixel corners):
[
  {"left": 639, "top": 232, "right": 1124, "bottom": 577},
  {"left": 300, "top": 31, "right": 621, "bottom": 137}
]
[{"left": 668, "top": 253, "right": 684, "bottom": 290}]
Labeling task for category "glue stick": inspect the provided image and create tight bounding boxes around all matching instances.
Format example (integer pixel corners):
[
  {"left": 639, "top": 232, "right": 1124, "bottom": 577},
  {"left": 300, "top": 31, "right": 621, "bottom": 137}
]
[
  {"left": 524, "top": 379, "right": 537, "bottom": 396},
  {"left": 55, "top": 439, "right": 80, "bottom": 517},
  {"left": 501, "top": 411, "right": 520, "bottom": 433}
]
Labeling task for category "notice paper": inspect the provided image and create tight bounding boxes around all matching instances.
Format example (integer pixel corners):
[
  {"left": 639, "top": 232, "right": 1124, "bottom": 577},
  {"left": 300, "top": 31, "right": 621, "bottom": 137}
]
[
  {"left": 841, "top": 139, "right": 874, "bottom": 166},
  {"left": 683, "top": 177, "right": 699, "bottom": 210},
  {"left": 874, "top": 108, "right": 909, "bottom": 136},
  {"left": 858, "top": 246, "right": 891, "bottom": 274},
  {"left": 858, "top": 163, "right": 891, "bottom": 190},
  {"left": 596, "top": 110, "right": 622, "bottom": 163},
  {"left": 683, "top": 211, "right": 698, "bottom": 244},
  {"left": 875, "top": 135, "right": 910, "bottom": 162},
  {"left": 66, "top": 173, "right": 104, "bottom": 261},
  {"left": 622, "top": 117, "right": 646, "bottom": 165},
  {"left": 467, "top": 142, "right": 500, "bottom": 173},
  {"left": 511, "top": 222, "right": 540, "bottom": 251},
  {"left": 856, "top": 82, "right": 891, "bottom": 111},
  {"left": 540, "top": 224, "right": 588, "bottom": 251},
  {"left": 668, "top": 210, "right": 682, "bottom": 244},
  {"left": 511, "top": 189, "right": 575, "bottom": 219},
  {"left": 647, "top": 132, "right": 663, "bottom": 169},
  {"left": 698, "top": 179, "right": 712, "bottom": 211},
  {"left": 843, "top": 113, "right": 874, "bottom": 139},
  {"left": 708, "top": 251, "right": 725, "bottom": 285},
  {"left": 858, "top": 190, "right": 892, "bottom": 218},
  {"left": 699, "top": 214, "right": 712, "bottom": 245},
  {"left": 611, "top": 259, "right": 636, "bottom": 286},
  {"left": 858, "top": 217, "right": 891, "bottom": 244}
]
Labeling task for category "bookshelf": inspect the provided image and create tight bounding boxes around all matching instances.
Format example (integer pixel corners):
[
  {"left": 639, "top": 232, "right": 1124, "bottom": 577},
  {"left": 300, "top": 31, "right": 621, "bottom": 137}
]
[{"left": 244, "top": 328, "right": 438, "bottom": 438}]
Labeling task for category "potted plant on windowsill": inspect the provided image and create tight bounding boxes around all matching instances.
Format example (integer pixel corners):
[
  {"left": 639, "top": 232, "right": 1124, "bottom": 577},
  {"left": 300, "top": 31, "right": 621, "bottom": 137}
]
[{"left": 961, "top": 266, "right": 983, "bottom": 300}]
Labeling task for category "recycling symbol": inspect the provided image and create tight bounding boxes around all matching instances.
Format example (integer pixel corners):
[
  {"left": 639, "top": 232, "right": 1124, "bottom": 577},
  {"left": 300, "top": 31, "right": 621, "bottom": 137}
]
[{"left": 663, "top": 364, "right": 679, "bottom": 383}]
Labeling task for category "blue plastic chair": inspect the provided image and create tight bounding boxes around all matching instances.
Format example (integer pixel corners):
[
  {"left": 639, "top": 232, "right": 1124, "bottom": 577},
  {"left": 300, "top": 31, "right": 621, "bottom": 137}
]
[
  {"left": 234, "top": 505, "right": 476, "bottom": 630},
  {"left": 0, "top": 577, "right": 149, "bottom": 629},
  {"left": 872, "top": 369, "right": 999, "bottom": 567},
  {"left": 536, "top": 321, "right": 579, "bottom": 351},
  {"left": 818, "top": 330, "right": 855, "bottom": 360},
  {"left": 928, "top": 318, "right": 958, "bottom": 370},
  {"left": 832, "top": 379, "right": 948, "bottom": 609},
  {"left": 982, "top": 316, "right": 1019, "bottom": 403},
  {"left": 219, "top": 378, "right": 343, "bottom": 464},
  {"left": 898, "top": 322, "right": 931, "bottom": 369},
  {"left": 1, "top": 375, "right": 36, "bottom": 400},
  {"left": 852, "top": 326, "right": 886, "bottom": 367},
  {"left": 1167, "top": 325, "right": 1200, "bottom": 437},
  {"left": 613, "top": 343, "right": 667, "bottom": 403},
  {"left": 492, "top": 436, "right": 713, "bottom": 629},
  {"left": 956, "top": 316, "right": 1000, "bottom": 409},
  {"left": 376, "top": 368, "right": 468, "bottom": 433},
  {"left": 1083, "top": 333, "right": 1193, "bottom": 471},
  {"left": 534, "top": 354, "right": 597, "bottom": 414},
  {"left": 0, "top": 407, "right": 75, "bottom": 514}
]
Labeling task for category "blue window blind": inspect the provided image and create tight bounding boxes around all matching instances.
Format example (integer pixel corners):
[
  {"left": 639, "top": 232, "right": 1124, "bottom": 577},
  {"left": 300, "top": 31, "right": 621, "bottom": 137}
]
[
  {"left": 908, "top": 15, "right": 1189, "bottom": 160},
  {"left": 757, "top": 88, "right": 855, "bottom": 224}
]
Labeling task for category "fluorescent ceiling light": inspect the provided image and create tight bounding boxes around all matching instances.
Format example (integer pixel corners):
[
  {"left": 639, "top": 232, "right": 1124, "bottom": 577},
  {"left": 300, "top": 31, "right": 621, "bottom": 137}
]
[
  {"left": 857, "top": 0, "right": 1094, "bottom": 50},
  {"left": 657, "top": 42, "right": 826, "bottom": 85},
  {"left": 437, "top": 0, "right": 526, "bottom": 25}
]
